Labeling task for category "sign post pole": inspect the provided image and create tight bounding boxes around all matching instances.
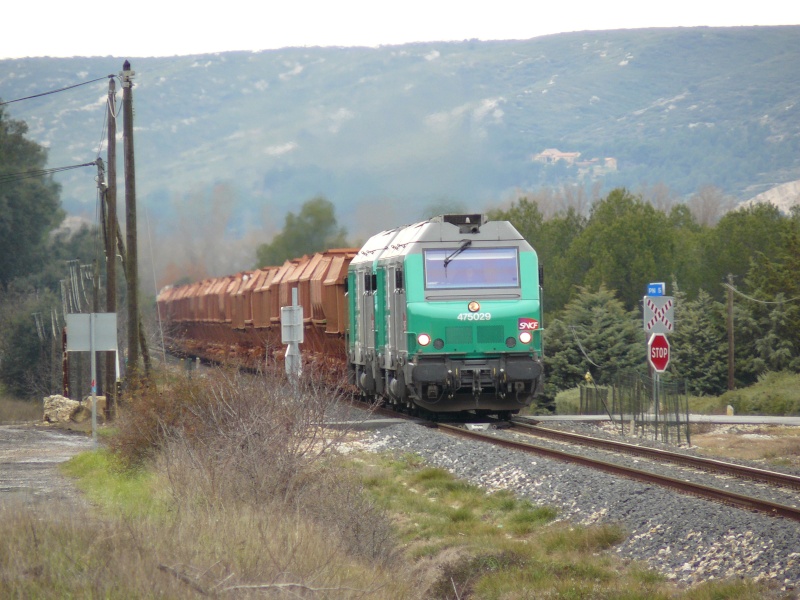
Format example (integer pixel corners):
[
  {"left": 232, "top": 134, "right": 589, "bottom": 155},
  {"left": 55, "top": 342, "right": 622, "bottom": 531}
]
[
  {"left": 281, "top": 288, "right": 304, "bottom": 387},
  {"left": 647, "top": 332, "right": 670, "bottom": 440},
  {"left": 66, "top": 313, "right": 118, "bottom": 448},
  {"left": 654, "top": 371, "right": 659, "bottom": 440},
  {"left": 643, "top": 282, "right": 674, "bottom": 440},
  {"left": 90, "top": 314, "right": 97, "bottom": 446}
]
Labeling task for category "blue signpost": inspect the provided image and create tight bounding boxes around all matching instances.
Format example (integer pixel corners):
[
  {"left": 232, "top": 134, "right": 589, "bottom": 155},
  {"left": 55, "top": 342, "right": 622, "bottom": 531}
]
[{"left": 643, "top": 282, "right": 674, "bottom": 440}]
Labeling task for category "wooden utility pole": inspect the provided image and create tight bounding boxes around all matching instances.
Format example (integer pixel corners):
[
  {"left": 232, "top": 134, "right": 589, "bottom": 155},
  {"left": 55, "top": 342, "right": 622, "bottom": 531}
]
[
  {"left": 727, "top": 274, "right": 735, "bottom": 390},
  {"left": 105, "top": 75, "right": 118, "bottom": 417},
  {"left": 122, "top": 60, "right": 139, "bottom": 381}
]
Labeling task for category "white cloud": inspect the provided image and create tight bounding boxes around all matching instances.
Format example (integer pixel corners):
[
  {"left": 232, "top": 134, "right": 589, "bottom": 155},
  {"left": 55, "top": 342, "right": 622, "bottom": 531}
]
[{"left": 328, "top": 108, "right": 355, "bottom": 133}]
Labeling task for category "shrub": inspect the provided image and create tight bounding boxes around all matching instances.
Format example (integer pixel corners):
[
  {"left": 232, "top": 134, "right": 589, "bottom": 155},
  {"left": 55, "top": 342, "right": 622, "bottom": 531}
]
[
  {"left": 555, "top": 387, "right": 581, "bottom": 414},
  {"left": 110, "top": 364, "right": 398, "bottom": 566},
  {"left": 720, "top": 371, "right": 800, "bottom": 415}
]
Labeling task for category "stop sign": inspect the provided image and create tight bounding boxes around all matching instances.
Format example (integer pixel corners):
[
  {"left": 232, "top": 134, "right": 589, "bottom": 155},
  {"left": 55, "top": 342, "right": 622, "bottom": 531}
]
[{"left": 648, "top": 333, "right": 670, "bottom": 372}]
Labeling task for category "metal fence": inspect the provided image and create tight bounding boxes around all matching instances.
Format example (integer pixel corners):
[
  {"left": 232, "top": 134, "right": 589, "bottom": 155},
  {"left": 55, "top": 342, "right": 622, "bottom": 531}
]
[{"left": 579, "top": 371, "right": 690, "bottom": 445}]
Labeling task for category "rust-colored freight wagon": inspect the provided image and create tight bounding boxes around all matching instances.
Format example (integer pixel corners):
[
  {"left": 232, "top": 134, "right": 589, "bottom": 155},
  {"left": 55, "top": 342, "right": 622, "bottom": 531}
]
[{"left": 157, "top": 248, "right": 358, "bottom": 369}]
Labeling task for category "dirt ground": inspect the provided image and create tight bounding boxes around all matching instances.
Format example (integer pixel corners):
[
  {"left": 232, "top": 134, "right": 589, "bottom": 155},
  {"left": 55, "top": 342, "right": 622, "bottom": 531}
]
[
  {"left": 0, "top": 423, "right": 94, "bottom": 510},
  {"left": 2, "top": 418, "right": 799, "bottom": 513},
  {"left": 689, "top": 423, "right": 800, "bottom": 470},
  {"left": 591, "top": 419, "right": 800, "bottom": 470}
]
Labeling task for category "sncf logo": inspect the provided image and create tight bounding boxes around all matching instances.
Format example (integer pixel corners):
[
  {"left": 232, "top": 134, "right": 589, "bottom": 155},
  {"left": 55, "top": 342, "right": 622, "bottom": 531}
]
[{"left": 518, "top": 318, "right": 539, "bottom": 331}]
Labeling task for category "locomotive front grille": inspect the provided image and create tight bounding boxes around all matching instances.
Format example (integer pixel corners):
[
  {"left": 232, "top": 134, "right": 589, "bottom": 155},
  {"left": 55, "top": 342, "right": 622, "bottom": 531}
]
[
  {"left": 445, "top": 325, "right": 504, "bottom": 345},
  {"left": 445, "top": 326, "right": 473, "bottom": 345},
  {"left": 477, "top": 325, "right": 504, "bottom": 343}
]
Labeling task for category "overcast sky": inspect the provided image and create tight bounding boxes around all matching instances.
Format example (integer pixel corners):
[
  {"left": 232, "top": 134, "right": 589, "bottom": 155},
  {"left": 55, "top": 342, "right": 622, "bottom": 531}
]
[{"left": 3, "top": 1, "right": 799, "bottom": 59}]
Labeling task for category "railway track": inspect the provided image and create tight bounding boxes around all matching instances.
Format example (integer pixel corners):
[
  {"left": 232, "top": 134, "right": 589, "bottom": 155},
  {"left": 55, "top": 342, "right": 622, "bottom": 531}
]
[
  {"left": 510, "top": 419, "right": 800, "bottom": 490},
  {"left": 341, "top": 397, "right": 800, "bottom": 522},
  {"left": 433, "top": 421, "right": 800, "bottom": 522}
]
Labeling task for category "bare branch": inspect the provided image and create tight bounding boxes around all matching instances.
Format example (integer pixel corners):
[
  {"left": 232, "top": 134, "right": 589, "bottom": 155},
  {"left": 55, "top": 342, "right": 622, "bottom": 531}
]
[
  {"left": 158, "top": 564, "right": 212, "bottom": 596},
  {"left": 220, "top": 582, "right": 367, "bottom": 594}
]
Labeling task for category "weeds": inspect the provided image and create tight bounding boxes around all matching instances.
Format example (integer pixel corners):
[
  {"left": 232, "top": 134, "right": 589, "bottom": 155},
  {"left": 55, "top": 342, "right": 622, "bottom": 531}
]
[
  {"left": 8, "top": 364, "right": 783, "bottom": 598},
  {"left": 721, "top": 371, "right": 800, "bottom": 415},
  {"left": 0, "top": 395, "right": 42, "bottom": 423},
  {"left": 8, "top": 366, "right": 409, "bottom": 598}
]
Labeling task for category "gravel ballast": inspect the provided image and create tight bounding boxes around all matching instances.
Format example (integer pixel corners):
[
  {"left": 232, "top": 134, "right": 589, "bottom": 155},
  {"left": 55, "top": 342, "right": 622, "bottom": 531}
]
[{"left": 357, "top": 421, "right": 800, "bottom": 593}]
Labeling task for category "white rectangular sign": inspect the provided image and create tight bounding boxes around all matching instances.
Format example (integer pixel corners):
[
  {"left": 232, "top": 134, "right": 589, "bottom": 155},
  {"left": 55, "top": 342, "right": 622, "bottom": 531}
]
[
  {"left": 66, "top": 313, "right": 119, "bottom": 352},
  {"left": 280, "top": 305, "right": 304, "bottom": 344},
  {"left": 642, "top": 296, "right": 674, "bottom": 334}
]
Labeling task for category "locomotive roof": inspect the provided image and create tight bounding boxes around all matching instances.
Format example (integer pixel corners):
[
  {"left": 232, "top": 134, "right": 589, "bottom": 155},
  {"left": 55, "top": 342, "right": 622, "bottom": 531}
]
[{"left": 350, "top": 215, "right": 526, "bottom": 266}]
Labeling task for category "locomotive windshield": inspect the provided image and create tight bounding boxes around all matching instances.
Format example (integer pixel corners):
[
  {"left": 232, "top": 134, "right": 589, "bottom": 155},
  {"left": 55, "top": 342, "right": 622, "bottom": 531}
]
[{"left": 424, "top": 247, "right": 519, "bottom": 290}]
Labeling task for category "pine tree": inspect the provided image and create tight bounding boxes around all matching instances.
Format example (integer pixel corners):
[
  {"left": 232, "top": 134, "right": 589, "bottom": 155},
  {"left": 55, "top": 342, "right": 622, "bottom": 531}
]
[
  {"left": 741, "top": 225, "right": 800, "bottom": 376},
  {"left": 670, "top": 289, "right": 727, "bottom": 395},
  {"left": 544, "top": 286, "right": 644, "bottom": 394}
]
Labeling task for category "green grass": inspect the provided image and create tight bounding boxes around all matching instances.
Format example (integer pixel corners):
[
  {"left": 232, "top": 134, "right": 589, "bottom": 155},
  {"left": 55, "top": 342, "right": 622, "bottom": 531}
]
[
  {"left": 349, "top": 451, "right": 771, "bottom": 599},
  {"left": 61, "top": 449, "right": 164, "bottom": 519},
  {"left": 720, "top": 371, "right": 800, "bottom": 415},
  {"left": 557, "top": 371, "right": 800, "bottom": 416},
  {"left": 19, "top": 441, "right": 775, "bottom": 599},
  {"left": 0, "top": 446, "right": 413, "bottom": 599},
  {"left": 555, "top": 386, "right": 582, "bottom": 414},
  {"left": 687, "top": 371, "right": 800, "bottom": 416},
  {"left": 5, "top": 357, "right": 785, "bottom": 600}
]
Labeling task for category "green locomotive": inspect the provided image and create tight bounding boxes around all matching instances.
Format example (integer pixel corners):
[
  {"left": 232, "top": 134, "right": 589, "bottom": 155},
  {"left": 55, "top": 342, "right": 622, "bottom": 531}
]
[{"left": 347, "top": 214, "right": 544, "bottom": 417}]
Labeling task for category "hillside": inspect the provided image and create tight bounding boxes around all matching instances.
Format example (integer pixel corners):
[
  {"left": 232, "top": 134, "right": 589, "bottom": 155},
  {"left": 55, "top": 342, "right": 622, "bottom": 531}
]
[{"left": 2, "top": 26, "right": 800, "bottom": 276}]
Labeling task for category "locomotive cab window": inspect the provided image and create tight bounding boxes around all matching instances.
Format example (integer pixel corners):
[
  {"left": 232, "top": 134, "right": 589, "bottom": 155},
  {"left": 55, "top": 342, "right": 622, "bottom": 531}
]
[{"left": 424, "top": 247, "right": 520, "bottom": 290}]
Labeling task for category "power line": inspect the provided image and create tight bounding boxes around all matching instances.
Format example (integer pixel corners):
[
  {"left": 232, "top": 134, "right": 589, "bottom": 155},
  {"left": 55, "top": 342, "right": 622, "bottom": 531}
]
[
  {"left": 722, "top": 282, "right": 800, "bottom": 305},
  {"left": 95, "top": 102, "right": 110, "bottom": 159},
  {"left": 0, "top": 76, "right": 114, "bottom": 106},
  {"left": 570, "top": 325, "right": 601, "bottom": 368},
  {"left": 0, "top": 161, "right": 97, "bottom": 185}
]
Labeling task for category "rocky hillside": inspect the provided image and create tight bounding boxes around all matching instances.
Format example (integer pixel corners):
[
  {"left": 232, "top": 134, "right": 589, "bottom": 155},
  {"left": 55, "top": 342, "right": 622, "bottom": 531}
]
[{"left": 2, "top": 26, "right": 799, "bottom": 244}]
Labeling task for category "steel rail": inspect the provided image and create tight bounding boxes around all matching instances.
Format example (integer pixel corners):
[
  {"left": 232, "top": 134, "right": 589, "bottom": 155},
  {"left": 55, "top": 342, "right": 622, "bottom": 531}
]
[
  {"left": 436, "top": 423, "right": 800, "bottom": 522},
  {"left": 510, "top": 420, "right": 800, "bottom": 490}
]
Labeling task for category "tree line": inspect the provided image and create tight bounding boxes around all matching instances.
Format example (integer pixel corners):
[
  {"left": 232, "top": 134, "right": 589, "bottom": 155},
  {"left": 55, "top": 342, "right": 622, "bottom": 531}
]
[
  {"left": 0, "top": 106, "right": 99, "bottom": 398},
  {"left": 255, "top": 189, "right": 800, "bottom": 400},
  {"left": 2, "top": 102, "right": 798, "bottom": 403},
  {"left": 489, "top": 189, "right": 800, "bottom": 398}
]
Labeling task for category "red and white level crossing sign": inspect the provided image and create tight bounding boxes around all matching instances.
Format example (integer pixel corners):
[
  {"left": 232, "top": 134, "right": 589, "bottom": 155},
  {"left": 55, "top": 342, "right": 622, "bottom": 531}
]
[
  {"left": 643, "top": 296, "right": 674, "bottom": 334},
  {"left": 648, "top": 333, "right": 670, "bottom": 372}
]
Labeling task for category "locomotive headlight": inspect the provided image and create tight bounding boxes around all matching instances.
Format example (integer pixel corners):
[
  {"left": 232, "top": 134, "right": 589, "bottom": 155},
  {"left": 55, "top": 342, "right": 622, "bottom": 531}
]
[
  {"left": 468, "top": 301, "right": 481, "bottom": 312},
  {"left": 417, "top": 333, "right": 431, "bottom": 346},
  {"left": 519, "top": 331, "right": 533, "bottom": 344}
]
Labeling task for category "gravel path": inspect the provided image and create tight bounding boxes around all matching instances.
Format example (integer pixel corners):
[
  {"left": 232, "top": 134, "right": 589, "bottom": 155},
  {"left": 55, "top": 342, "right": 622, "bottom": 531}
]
[
  {"left": 357, "top": 421, "right": 800, "bottom": 595},
  {"left": 0, "top": 424, "right": 94, "bottom": 510}
]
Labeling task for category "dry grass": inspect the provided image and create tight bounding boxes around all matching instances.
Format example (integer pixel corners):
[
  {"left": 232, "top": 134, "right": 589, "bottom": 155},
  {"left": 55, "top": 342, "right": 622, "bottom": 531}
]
[
  {"left": 0, "top": 395, "right": 42, "bottom": 423},
  {"left": 1, "top": 366, "right": 786, "bottom": 599},
  {"left": 690, "top": 424, "right": 800, "bottom": 468},
  {"left": 0, "top": 495, "right": 409, "bottom": 598},
  {"left": 0, "top": 367, "right": 412, "bottom": 598}
]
